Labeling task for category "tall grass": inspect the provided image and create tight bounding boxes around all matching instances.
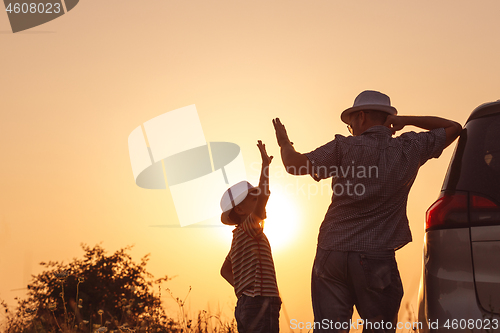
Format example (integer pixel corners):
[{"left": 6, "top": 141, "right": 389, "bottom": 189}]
[{"left": 1, "top": 279, "right": 236, "bottom": 333}]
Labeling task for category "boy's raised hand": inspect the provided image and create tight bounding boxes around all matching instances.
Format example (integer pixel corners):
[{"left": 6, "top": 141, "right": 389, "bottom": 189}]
[{"left": 257, "top": 140, "right": 273, "bottom": 165}]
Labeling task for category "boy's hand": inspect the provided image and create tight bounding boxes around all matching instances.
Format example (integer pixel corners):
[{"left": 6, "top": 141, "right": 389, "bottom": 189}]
[
  {"left": 256, "top": 140, "right": 272, "bottom": 217},
  {"left": 272, "top": 118, "right": 293, "bottom": 147},
  {"left": 384, "top": 115, "right": 406, "bottom": 134},
  {"left": 257, "top": 140, "right": 273, "bottom": 165}
]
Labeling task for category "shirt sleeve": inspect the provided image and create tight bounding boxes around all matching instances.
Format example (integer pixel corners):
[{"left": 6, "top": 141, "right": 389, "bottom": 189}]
[
  {"left": 402, "top": 128, "right": 447, "bottom": 165},
  {"left": 304, "top": 137, "right": 342, "bottom": 182},
  {"left": 240, "top": 214, "right": 263, "bottom": 238}
]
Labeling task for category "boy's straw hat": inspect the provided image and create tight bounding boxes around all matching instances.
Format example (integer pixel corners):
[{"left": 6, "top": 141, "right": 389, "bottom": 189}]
[
  {"left": 220, "top": 181, "right": 259, "bottom": 225},
  {"left": 340, "top": 90, "right": 398, "bottom": 124}
]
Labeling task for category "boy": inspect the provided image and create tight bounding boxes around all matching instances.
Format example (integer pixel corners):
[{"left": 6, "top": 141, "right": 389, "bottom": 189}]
[{"left": 220, "top": 140, "right": 281, "bottom": 333}]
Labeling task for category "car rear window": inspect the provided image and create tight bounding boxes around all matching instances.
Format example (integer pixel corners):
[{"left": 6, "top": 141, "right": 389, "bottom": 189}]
[{"left": 442, "top": 113, "right": 500, "bottom": 204}]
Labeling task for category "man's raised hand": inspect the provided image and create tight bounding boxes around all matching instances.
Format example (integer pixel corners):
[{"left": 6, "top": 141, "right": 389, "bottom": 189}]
[
  {"left": 384, "top": 115, "right": 406, "bottom": 134},
  {"left": 272, "top": 118, "right": 293, "bottom": 147}
]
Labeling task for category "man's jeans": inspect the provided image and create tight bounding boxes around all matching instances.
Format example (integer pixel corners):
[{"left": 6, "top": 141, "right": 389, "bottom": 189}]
[
  {"left": 311, "top": 247, "right": 404, "bottom": 333},
  {"left": 235, "top": 295, "right": 281, "bottom": 333}
]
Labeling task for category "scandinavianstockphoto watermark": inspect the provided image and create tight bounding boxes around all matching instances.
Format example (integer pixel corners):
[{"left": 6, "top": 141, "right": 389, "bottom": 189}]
[{"left": 250, "top": 162, "right": 379, "bottom": 198}]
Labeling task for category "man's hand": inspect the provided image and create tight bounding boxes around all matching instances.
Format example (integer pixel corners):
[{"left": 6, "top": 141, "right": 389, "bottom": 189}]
[
  {"left": 272, "top": 118, "right": 293, "bottom": 147},
  {"left": 257, "top": 140, "right": 273, "bottom": 165},
  {"left": 384, "top": 115, "right": 406, "bottom": 134},
  {"left": 271, "top": 118, "right": 310, "bottom": 175},
  {"left": 383, "top": 115, "right": 462, "bottom": 147}
]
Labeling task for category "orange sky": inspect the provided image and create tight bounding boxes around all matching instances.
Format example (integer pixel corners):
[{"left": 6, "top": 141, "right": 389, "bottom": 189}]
[{"left": 2, "top": 0, "right": 500, "bottom": 331}]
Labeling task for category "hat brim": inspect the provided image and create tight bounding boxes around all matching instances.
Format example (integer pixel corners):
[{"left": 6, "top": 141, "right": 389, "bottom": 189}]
[
  {"left": 221, "top": 210, "right": 237, "bottom": 225},
  {"left": 220, "top": 187, "right": 259, "bottom": 226},
  {"left": 340, "top": 105, "right": 397, "bottom": 124}
]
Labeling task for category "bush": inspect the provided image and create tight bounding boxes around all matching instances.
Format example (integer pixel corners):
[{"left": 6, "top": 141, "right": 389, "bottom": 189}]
[
  {"left": 1, "top": 243, "right": 238, "bottom": 333},
  {"left": 1, "top": 243, "right": 178, "bottom": 333}
]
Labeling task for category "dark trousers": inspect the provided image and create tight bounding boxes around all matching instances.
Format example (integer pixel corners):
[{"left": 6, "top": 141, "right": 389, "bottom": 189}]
[
  {"left": 235, "top": 295, "right": 281, "bottom": 333},
  {"left": 311, "top": 247, "right": 404, "bottom": 333}
]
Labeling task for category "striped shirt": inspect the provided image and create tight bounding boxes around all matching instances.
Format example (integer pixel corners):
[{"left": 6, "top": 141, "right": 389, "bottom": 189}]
[
  {"left": 304, "top": 126, "right": 447, "bottom": 251},
  {"left": 228, "top": 214, "right": 279, "bottom": 298}
]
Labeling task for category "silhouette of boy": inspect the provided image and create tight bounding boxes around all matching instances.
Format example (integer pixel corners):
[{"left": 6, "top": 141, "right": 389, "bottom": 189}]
[{"left": 220, "top": 140, "right": 281, "bottom": 333}]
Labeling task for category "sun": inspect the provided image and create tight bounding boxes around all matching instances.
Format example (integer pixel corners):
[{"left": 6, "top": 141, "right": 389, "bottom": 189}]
[
  {"left": 216, "top": 187, "right": 300, "bottom": 250},
  {"left": 262, "top": 188, "right": 300, "bottom": 250}
]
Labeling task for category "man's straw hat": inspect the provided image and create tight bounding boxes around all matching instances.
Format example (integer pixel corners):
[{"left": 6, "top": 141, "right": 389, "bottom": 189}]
[{"left": 340, "top": 90, "right": 397, "bottom": 124}]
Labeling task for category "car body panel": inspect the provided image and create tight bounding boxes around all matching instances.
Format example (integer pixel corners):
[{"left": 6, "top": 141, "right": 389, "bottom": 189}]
[
  {"left": 418, "top": 229, "right": 500, "bottom": 332},
  {"left": 471, "top": 238, "right": 500, "bottom": 314},
  {"left": 471, "top": 225, "right": 500, "bottom": 241},
  {"left": 418, "top": 100, "right": 500, "bottom": 332}
]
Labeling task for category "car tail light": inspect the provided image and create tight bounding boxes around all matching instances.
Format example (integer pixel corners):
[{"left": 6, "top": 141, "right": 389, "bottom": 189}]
[
  {"left": 471, "top": 195, "right": 498, "bottom": 208},
  {"left": 426, "top": 192, "right": 468, "bottom": 230},
  {"left": 470, "top": 194, "right": 500, "bottom": 224}
]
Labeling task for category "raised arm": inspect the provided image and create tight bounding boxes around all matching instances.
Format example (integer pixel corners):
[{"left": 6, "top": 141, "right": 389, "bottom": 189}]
[
  {"left": 254, "top": 141, "right": 272, "bottom": 220},
  {"left": 272, "top": 118, "right": 311, "bottom": 175},
  {"left": 384, "top": 115, "right": 462, "bottom": 148}
]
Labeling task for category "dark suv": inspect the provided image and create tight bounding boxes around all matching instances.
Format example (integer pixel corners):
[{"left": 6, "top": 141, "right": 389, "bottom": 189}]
[{"left": 418, "top": 100, "right": 500, "bottom": 332}]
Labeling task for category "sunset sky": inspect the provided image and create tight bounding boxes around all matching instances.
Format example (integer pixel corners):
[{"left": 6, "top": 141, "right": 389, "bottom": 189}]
[{"left": 2, "top": 0, "right": 500, "bottom": 330}]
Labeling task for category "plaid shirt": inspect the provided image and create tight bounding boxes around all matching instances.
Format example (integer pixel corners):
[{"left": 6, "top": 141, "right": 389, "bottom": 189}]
[{"left": 304, "top": 125, "right": 447, "bottom": 251}]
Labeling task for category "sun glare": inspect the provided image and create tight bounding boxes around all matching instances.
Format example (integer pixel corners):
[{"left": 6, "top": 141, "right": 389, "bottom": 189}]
[
  {"left": 263, "top": 188, "right": 300, "bottom": 250},
  {"left": 216, "top": 188, "right": 300, "bottom": 250}
]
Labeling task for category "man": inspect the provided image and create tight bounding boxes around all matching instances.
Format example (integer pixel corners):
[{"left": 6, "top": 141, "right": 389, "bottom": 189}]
[{"left": 272, "top": 90, "right": 462, "bottom": 333}]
